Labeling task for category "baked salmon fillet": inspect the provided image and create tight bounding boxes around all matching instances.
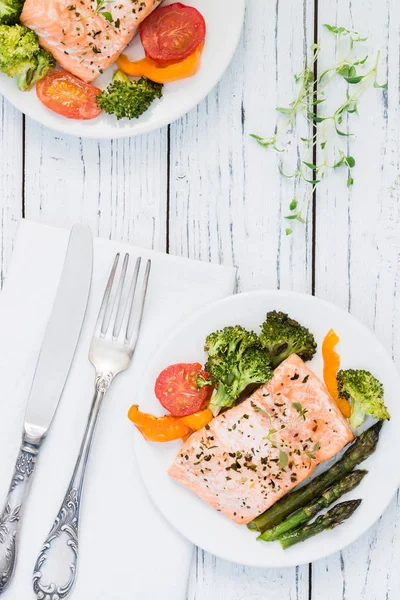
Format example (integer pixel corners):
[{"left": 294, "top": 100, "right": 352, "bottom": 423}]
[
  {"left": 20, "top": 0, "right": 162, "bottom": 82},
  {"left": 168, "top": 354, "right": 354, "bottom": 524}
]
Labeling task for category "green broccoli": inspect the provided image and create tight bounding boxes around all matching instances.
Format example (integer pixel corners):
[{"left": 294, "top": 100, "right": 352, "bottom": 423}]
[
  {"left": 229, "top": 346, "right": 273, "bottom": 399},
  {"left": 204, "top": 326, "right": 273, "bottom": 416},
  {"left": 196, "top": 373, "right": 213, "bottom": 389},
  {"left": 0, "top": 24, "right": 55, "bottom": 91},
  {"left": 96, "top": 70, "right": 163, "bottom": 120},
  {"left": 0, "top": 0, "right": 24, "bottom": 25},
  {"left": 205, "top": 325, "right": 259, "bottom": 358},
  {"left": 337, "top": 369, "right": 390, "bottom": 430},
  {"left": 259, "top": 311, "right": 317, "bottom": 368}
]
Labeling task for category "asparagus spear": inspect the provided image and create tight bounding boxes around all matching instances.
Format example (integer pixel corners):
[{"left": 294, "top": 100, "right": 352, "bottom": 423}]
[
  {"left": 248, "top": 421, "right": 382, "bottom": 533},
  {"left": 279, "top": 499, "right": 362, "bottom": 549},
  {"left": 258, "top": 469, "right": 367, "bottom": 542}
]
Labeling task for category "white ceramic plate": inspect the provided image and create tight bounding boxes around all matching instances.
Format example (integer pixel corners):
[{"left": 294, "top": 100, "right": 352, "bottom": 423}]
[
  {"left": 0, "top": 0, "right": 245, "bottom": 138},
  {"left": 134, "top": 290, "right": 400, "bottom": 568}
]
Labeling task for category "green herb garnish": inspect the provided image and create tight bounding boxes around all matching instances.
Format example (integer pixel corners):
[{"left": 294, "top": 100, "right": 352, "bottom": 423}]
[
  {"left": 305, "top": 441, "right": 321, "bottom": 460},
  {"left": 251, "top": 24, "right": 387, "bottom": 233},
  {"left": 292, "top": 402, "right": 308, "bottom": 421},
  {"left": 279, "top": 449, "right": 289, "bottom": 469}
]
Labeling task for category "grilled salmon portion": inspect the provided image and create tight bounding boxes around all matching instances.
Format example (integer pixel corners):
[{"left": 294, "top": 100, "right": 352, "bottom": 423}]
[
  {"left": 168, "top": 354, "right": 353, "bottom": 524},
  {"left": 20, "top": 0, "right": 162, "bottom": 82}
]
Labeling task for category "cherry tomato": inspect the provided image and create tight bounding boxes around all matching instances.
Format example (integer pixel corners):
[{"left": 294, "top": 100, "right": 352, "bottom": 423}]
[
  {"left": 36, "top": 71, "right": 102, "bottom": 120},
  {"left": 155, "top": 363, "right": 213, "bottom": 417},
  {"left": 140, "top": 2, "right": 206, "bottom": 64}
]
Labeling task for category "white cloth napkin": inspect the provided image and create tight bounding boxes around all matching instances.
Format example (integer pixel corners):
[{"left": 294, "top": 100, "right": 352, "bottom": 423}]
[{"left": 0, "top": 220, "right": 236, "bottom": 600}]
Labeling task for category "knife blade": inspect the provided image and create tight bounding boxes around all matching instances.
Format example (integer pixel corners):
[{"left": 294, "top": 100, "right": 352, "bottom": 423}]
[
  {"left": 0, "top": 224, "right": 93, "bottom": 595},
  {"left": 24, "top": 224, "right": 93, "bottom": 442}
]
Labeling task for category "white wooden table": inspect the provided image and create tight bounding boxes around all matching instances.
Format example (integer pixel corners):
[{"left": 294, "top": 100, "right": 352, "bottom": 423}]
[{"left": 1, "top": 0, "right": 400, "bottom": 597}]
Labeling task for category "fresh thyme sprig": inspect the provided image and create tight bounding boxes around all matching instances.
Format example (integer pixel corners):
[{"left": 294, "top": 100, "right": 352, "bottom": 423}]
[{"left": 251, "top": 24, "right": 387, "bottom": 234}]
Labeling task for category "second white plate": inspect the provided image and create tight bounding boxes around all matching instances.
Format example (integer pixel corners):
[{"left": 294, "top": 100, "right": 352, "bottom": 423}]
[
  {"left": 134, "top": 291, "right": 400, "bottom": 568},
  {"left": 0, "top": 0, "right": 245, "bottom": 138}
]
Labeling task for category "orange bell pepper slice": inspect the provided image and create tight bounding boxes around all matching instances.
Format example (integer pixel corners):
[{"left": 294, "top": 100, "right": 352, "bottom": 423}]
[
  {"left": 128, "top": 405, "right": 192, "bottom": 442},
  {"left": 117, "top": 42, "right": 204, "bottom": 84},
  {"left": 322, "top": 329, "right": 351, "bottom": 418},
  {"left": 179, "top": 409, "right": 213, "bottom": 431}
]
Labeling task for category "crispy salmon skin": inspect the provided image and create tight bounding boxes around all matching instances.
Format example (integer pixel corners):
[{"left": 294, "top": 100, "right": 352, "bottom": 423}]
[
  {"left": 20, "top": 0, "right": 162, "bottom": 82},
  {"left": 168, "top": 354, "right": 354, "bottom": 524}
]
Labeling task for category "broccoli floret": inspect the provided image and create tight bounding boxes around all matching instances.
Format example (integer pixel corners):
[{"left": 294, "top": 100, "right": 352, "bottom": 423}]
[
  {"left": 259, "top": 311, "right": 317, "bottom": 368},
  {"left": 228, "top": 346, "right": 273, "bottom": 399},
  {"left": 337, "top": 369, "right": 390, "bottom": 430},
  {"left": 96, "top": 70, "right": 163, "bottom": 120},
  {"left": 205, "top": 326, "right": 258, "bottom": 387},
  {"left": 205, "top": 325, "right": 259, "bottom": 358},
  {"left": 196, "top": 373, "right": 213, "bottom": 390},
  {"left": 0, "top": 24, "right": 55, "bottom": 90},
  {"left": 0, "top": 0, "right": 24, "bottom": 25},
  {"left": 29, "top": 49, "right": 54, "bottom": 86},
  {"left": 16, "top": 49, "right": 55, "bottom": 91},
  {"left": 208, "top": 381, "right": 233, "bottom": 414},
  {"left": 204, "top": 326, "right": 273, "bottom": 416}
]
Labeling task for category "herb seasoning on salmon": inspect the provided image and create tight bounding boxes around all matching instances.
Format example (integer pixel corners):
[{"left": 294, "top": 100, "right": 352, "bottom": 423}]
[
  {"left": 20, "top": 0, "right": 162, "bottom": 82},
  {"left": 168, "top": 354, "right": 354, "bottom": 524}
]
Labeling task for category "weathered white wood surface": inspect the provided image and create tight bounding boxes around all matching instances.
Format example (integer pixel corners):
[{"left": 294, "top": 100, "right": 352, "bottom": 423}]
[
  {"left": 23, "top": 123, "right": 168, "bottom": 250},
  {"left": 1, "top": 0, "right": 400, "bottom": 597},
  {"left": 0, "top": 100, "right": 22, "bottom": 286},
  {"left": 313, "top": 1, "right": 400, "bottom": 599}
]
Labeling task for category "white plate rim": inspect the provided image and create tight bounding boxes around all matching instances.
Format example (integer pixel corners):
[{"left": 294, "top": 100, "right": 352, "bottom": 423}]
[
  {"left": 134, "top": 290, "right": 400, "bottom": 568},
  {"left": 0, "top": 0, "right": 246, "bottom": 139}
]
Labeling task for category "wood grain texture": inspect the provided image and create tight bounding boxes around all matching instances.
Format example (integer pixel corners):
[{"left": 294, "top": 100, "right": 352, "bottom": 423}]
[
  {"left": 169, "top": 0, "right": 314, "bottom": 295},
  {"left": 187, "top": 548, "right": 308, "bottom": 600},
  {"left": 0, "top": 98, "right": 23, "bottom": 288},
  {"left": 1, "top": 0, "right": 399, "bottom": 596},
  {"left": 172, "top": 0, "right": 314, "bottom": 597},
  {"left": 313, "top": 0, "right": 400, "bottom": 598},
  {"left": 23, "top": 119, "right": 168, "bottom": 251}
]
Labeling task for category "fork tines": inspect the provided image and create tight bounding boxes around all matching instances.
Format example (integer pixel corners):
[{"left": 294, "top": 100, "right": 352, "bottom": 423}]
[{"left": 95, "top": 253, "right": 151, "bottom": 345}]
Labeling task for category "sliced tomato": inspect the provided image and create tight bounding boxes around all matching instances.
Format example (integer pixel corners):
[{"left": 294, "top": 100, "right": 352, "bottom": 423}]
[
  {"left": 140, "top": 2, "right": 206, "bottom": 64},
  {"left": 36, "top": 71, "right": 102, "bottom": 120},
  {"left": 155, "top": 363, "right": 213, "bottom": 417}
]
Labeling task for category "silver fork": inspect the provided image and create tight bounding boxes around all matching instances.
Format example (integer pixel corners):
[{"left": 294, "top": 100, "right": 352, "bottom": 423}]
[{"left": 32, "top": 253, "right": 151, "bottom": 600}]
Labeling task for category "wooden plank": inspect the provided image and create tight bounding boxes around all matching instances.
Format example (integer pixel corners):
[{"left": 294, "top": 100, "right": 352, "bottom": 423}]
[
  {"left": 171, "top": 0, "right": 315, "bottom": 597},
  {"left": 313, "top": 0, "right": 400, "bottom": 598},
  {"left": 0, "top": 99, "right": 23, "bottom": 287},
  {"left": 187, "top": 548, "right": 308, "bottom": 600},
  {"left": 23, "top": 119, "right": 168, "bottom": 252},
  {"left": 169, "top": 0, "right": 314, "bottom": 293}
]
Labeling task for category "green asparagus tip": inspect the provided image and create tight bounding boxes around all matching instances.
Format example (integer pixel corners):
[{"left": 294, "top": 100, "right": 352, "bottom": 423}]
[
  {"left": 279, "top": 499, "right": 362, "bottom": 549},
  {"left": 371, "top": 420, "right": 384, "bottom": 433}
]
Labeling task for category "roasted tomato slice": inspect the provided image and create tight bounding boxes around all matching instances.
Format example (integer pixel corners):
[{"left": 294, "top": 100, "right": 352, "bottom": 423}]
[
  {"left": 36, "top": 71, "right": 102, "bottom": 120},
  {"left": 140, "top": 2, "right": 206, "bottom": 64},
  {"left": 155, "top": 363, "right": 213, "bottom": 417}
]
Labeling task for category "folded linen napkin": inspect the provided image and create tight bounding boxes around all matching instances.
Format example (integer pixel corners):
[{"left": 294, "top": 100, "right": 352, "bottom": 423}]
[{"left": 0, "top": 220, "right": 236, "bottom": 600}]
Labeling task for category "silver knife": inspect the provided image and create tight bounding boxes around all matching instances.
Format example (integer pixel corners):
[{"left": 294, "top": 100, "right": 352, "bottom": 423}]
[{"left": 0, "top": 224, "right": 93, "bottom": 595}]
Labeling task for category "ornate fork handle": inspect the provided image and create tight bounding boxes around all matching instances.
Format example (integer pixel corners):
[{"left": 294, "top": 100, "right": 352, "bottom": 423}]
[
  {"left": 32, "top": 374, "right": 112, "bottom": 600},
  {"left": 0, "top": 439, "right": 39, "bottom": 594}
]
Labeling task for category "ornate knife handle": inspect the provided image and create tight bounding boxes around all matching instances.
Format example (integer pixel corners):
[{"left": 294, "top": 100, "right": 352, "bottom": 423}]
[
  {"left": 0, "top": 439, "right": 39, "bottom": 594},
  {"left": 33, "top": 378, "right": 110, "bottom": 600}
]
